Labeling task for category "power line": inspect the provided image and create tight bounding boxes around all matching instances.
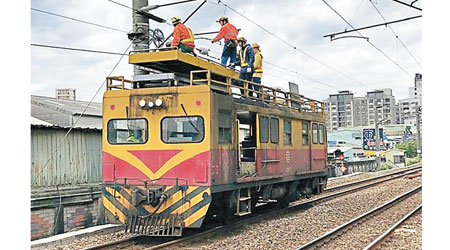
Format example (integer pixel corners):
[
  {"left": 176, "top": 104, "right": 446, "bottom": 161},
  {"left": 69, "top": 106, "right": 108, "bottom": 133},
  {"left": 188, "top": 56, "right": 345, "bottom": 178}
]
[
  {"left": 321, "top": 0, "right": 413, "bottom": 79},
  {"left": 368, "top": 0, "right": 422, "bottom": 68},
  {"left": 31, "top": 8, "right": 128, "bottom": 33},
  {"left": 213, "top": 0, "right": 375, "bottom": 91},
  {"left": 31, "top": 43, "right": 128, "bottom": 56},
  {"left": 32, "top": 41, "right": 134, "bottom": 185}
]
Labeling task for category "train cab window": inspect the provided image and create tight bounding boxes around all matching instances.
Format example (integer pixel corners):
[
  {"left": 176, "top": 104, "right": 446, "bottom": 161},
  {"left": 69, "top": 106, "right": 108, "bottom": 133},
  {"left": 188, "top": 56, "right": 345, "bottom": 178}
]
[
  {"left": 284, "top": 120, "right": 292, "bottom": 145},
  {"left": 312, "top": 123, "right": 318, "bottom": 144},
  {"left": 259, "top": 116, "right": 269, "bottom": 143},
  {"left": 161, "top": 116, "right": 204, "bottom": 143},
  {"left": 270, "top": 118, "right": 279, "bottom": 143},
  {"left": 319, "top": 124, "right": 325, "bottom": 144},
  {"left": 218, "top": 111, "right": 232, "bottom": 144},
  {"left": 302, "top": 122, "right": 309, "bottom": 145},
  {"left": 107, "top": 118, "right": 148, "bottom": 144}
]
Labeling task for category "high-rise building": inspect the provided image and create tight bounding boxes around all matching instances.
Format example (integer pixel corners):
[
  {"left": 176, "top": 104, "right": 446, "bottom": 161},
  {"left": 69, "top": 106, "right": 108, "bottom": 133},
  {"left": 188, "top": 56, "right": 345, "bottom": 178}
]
[
  {"left": 366, "top": 89, "right": 396, "bottom": 126},
  {"left": 353, "top": 97, "right": 368, "bottom": 127},
  {"left": 55, "top": 88, "right": 76, "bottom": 100},
  {"left": 398, "top": 73, "right": 422, "bottom": 126},
  {"left": 324, "top": 91, "right": 354, "bottom": 132}
]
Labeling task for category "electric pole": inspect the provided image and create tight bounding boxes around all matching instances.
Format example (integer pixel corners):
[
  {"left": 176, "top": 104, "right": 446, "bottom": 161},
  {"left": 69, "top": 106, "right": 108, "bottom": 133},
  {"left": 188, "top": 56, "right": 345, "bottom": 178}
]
[
  {"left": 374, "top": 106, "right": 381, "bottom": 170},
  {"left": 131, "top": 0, "right": 150, "bottom": 79},
  {"left": 416, "top": 106, "right": 422, "bottom": 158}
]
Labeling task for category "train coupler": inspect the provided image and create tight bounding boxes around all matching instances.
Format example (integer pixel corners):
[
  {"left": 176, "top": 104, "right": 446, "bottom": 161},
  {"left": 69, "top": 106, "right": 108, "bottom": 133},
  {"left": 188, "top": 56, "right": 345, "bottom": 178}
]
[{"left": 125, "top": 213, "right": 184, "bottom": 236}]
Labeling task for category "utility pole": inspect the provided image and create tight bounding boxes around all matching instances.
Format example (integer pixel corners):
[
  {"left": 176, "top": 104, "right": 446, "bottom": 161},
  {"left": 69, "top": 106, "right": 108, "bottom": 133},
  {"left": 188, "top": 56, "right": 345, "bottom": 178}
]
[
  {"left": 374, "top": 106, "right": 381, "bottom": 170},
  {"left": 416, "top": 106, "right": 422, "bottom": 158},
  {"left": 131, "top": 0, "right": 150, "bottom": 81}
]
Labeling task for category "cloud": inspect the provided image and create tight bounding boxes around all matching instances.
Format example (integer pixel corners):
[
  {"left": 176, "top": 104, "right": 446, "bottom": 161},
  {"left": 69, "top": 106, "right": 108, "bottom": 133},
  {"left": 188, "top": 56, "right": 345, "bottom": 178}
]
[{"left": 31, "top": 0, "right": 422, "bottom": 103}]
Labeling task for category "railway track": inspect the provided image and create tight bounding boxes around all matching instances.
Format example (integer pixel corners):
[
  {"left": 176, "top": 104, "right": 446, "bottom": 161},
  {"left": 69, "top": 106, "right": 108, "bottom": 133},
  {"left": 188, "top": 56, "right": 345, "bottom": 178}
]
[
  {"left": 83, "top": 165, "right": 422, "bottom": 250},
  {"left": 295, "top": 185, "right": 422, "bottom": 250},
  {"left": 363, "top": 205, "right": 422, "bottom": 250}
]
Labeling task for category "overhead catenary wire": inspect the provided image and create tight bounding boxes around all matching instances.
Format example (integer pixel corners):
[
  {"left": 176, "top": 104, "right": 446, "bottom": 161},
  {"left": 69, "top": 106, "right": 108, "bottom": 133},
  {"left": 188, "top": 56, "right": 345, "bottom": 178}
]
[
  {"left": 31, "top": 41, "right": 134, "bottom": 185},
  {"left": 321, "top": 0, "right": 413, "bottom": 79},
  {"left": 31, "top": 43, "right": 128, "bottom": 56},
  {"left": 368, "top": 0, "right": 422, "bottom": 68},
  {"left": 31, "top": 7, "right": 128, "bottom": 33},
  {"left": 212, "top": 0, "right": 375, "bottom": 91}
]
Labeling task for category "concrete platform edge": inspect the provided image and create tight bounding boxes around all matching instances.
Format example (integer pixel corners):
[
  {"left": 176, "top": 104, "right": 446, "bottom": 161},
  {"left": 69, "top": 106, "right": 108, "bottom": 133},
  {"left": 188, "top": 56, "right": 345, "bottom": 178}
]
[{"left": 31, "top": 224, "right": 124, "bottom": 249}]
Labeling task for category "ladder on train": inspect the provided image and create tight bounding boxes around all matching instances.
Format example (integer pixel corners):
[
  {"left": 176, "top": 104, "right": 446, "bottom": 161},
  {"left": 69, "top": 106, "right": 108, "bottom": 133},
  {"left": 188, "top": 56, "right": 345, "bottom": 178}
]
[{"left": 236, "top": 188, "right": 252, "bottom": 216}]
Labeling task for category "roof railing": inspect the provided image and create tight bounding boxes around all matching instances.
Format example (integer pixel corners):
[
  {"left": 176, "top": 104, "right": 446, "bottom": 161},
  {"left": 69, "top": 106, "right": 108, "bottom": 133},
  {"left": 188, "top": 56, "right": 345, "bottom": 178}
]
[{"left": 189, "top": 69, "right": 324, "bottom": 114}]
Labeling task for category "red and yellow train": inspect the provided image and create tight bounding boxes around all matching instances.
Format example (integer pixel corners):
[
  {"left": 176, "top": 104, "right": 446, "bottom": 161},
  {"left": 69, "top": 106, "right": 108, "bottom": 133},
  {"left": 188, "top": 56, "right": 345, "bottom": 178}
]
[{"left": 101, "top": 49, "right": 328, "bottom": 236}]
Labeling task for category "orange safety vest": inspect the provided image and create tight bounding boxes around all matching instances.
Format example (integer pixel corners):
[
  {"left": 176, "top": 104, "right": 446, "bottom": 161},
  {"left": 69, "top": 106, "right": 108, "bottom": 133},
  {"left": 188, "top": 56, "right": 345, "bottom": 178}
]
[
  {"left": 212, "top": 23, "right": 238, "bottom": 42},
  {"left": 171, "top": 24, "right": 195, "bottom": 48}
]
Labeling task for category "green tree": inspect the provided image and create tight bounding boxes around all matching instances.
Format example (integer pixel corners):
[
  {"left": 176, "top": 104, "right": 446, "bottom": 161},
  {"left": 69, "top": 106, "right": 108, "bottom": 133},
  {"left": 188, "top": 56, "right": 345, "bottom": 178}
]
[{"left": 395, "top": 140, "right": 417, "bottom": 158}]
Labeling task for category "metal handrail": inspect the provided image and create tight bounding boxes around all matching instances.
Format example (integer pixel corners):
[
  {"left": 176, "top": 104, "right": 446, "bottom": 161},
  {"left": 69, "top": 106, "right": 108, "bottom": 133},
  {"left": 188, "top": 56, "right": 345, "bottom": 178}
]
[{"left": 190, "top": 70, "right": 324, "bottom": 114}]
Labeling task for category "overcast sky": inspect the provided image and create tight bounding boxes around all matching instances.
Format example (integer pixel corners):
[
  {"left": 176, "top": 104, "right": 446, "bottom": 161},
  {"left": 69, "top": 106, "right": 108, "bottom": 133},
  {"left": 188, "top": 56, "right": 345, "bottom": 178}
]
[{"left": 31, "top": 0, "right": 422, "bottom": 103}]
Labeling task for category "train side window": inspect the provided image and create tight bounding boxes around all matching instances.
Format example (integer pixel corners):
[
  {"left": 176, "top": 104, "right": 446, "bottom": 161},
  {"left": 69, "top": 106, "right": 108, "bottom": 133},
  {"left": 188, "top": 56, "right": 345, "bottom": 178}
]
[
  {"left": 218, "top": 111, "right": 232, "bottom": 144},
  {"left": 312, "top": 123, "right": 318, "bottom": 144},
  {"left": 107, "top": 118, "right": 148, "bottom": 144},
  {"left": 259, "top": 115, "right": 269, "bottom": 143},
  {"left": 319, "top": 124, "right": 325, "bottom": 144},
  {"left": 161, "top": 116, "right": 204, "bottom": 143},
  {"left": 284, "top": 119, "right": 292, "bottom": 145},
  {"left": 302, "top": 122, "right": 309, "bottom": 145},
  {"left": 270, "top": 117, "right": 279, "bottom": 144}
]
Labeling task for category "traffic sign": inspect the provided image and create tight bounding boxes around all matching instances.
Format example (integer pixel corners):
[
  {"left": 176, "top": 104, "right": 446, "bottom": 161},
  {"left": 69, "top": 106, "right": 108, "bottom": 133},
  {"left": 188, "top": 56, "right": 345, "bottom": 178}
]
[{"left": 339, "top": 164, "right": 347, "bottom": 173}]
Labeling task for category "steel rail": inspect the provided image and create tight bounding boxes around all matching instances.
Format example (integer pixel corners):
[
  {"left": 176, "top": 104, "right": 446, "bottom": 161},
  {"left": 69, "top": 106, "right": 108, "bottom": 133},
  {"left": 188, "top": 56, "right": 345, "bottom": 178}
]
[
  {"left": 142, "top": 168, "right": 422, "bottom": 250},
  {"left": 363, "top": 204, "right": 422, "bottom": 250},
  {"left": 295, "top": 185, "right": 422, "bottom": 250},
  {"left": 325, "top": 164, "right": 422, "bottom": 192}
]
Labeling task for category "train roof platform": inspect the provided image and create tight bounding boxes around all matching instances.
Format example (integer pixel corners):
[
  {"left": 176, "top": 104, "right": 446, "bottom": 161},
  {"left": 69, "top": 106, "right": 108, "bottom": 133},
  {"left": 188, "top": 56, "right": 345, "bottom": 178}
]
[{"left": 129, "top": 48, "right": 239, "bottom": 79}]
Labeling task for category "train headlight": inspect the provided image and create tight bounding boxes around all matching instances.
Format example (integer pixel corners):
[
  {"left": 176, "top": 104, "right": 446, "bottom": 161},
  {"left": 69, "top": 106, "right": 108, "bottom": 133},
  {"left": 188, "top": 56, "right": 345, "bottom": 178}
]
[
  {"left": 139, "top": 99, "right": 146, "bottom": 107},
  {"left": 155, "top": 98, "right": 163, "bottom": 107},
  {"left": 148, "top": 101, "right": 154, "bottom": 108}
]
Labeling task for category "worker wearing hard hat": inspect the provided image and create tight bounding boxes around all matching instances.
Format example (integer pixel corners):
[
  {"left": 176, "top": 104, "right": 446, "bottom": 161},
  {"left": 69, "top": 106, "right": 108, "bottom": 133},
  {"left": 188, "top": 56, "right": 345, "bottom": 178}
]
[
  {"left": 212, "top": 16, "right": 239, "bottom": 66},
  {"left": 251, "top": 43, "right": 263, "bottom": 98},
  {"left": 170, "top": 16, "right": 195, "bottom": 53},
  {"left": 235, "top": 36, "right": 255, "bottom": 96}
]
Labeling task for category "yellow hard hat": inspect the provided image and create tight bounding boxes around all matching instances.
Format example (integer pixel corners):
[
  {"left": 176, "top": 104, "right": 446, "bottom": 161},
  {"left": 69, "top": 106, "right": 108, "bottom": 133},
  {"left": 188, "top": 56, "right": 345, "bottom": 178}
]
[
  {"left": 171, "top": 16, "right": 181, "bottom": 25},
  {"left": 251, "top": 43, "right": 260, "bottom": 49},
  {"left": 237, "top": 36, "right": 247, "bottom": 42},
  {"left": 216, "top": 16, "right": 229, "bottom": 23}
]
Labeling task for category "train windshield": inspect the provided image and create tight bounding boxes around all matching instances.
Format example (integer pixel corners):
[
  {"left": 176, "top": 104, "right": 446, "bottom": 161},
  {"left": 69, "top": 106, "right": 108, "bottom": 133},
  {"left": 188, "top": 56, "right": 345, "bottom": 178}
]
[
  {"left": 161, "top": 116, "right": 204, "bottom": 143},
  {"left": 107, "top": 118, "right": 148, "bottom": 144}
]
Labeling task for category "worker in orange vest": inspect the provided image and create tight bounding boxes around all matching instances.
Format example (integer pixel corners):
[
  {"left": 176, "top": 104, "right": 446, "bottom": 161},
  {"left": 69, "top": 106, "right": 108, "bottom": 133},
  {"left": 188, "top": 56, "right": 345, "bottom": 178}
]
[
  {"left": 251, "top": 43, "right": 263, "bottom": 98},
  {"left": 170, "top": 16, "right": 195, "bottom": 53},
  {"left": 211, "top": 16, "right": 238, "bottom": 66}
]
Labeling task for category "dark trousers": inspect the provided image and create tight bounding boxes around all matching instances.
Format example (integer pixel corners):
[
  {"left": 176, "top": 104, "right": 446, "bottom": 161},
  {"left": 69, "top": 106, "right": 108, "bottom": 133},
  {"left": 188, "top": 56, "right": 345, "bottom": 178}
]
[
  {"left": 177, "top": 43, "right": 193, "bottom": 53},
  {"left": 252, "top": 77, "right": 261, "bottom": 98},
  {"left": 221, "top": 44, "right": 237, "bottom": 66},
  {"left": 237, "top": 73, "right": 253, "bottom": 96}
]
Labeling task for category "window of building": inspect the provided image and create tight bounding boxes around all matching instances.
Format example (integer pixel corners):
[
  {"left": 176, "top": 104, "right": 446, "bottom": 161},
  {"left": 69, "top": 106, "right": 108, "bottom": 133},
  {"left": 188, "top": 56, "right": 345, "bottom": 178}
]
[
  {"left": 270, "top": 117, "right": 279, "bottom": 143},
  {"left": 107, "top": 118, "right": 148, "bottom": 144},
  {"left": 319, "top": 124, "right": 325, "bottom": 144},
  {"left": 302, "top": 122, "right": 309, "bottom": 145},
  {"left": 161, "top": 116, "right": 204, "bottom": 143},
  {"left": 218, "top": 111, "right": 232, "bottom": 144},
  {"left": 259, "top": 116, "right": 269, "bottom": 143},
  {"left": 312, "top": 123, "right": 318, "bottom": 144},
  {"left": 284, "top": 120, "right": 292, "bottom": 145}
]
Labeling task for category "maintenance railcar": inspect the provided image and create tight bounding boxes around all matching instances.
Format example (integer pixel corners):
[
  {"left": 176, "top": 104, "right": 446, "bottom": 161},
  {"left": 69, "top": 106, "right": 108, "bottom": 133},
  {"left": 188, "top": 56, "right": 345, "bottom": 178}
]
[{"left": 101, "top": 48, "right": 328, "bottom": 236}]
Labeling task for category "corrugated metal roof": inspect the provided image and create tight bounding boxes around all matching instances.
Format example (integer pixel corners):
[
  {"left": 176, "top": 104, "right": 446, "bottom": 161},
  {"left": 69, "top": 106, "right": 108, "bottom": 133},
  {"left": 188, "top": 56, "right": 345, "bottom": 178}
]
[
  {"left": 31, "top": 95, "right": 103, "bottom": 129},
  {"left": 31, "top": 116, "right": 52, "bottom": 126}
]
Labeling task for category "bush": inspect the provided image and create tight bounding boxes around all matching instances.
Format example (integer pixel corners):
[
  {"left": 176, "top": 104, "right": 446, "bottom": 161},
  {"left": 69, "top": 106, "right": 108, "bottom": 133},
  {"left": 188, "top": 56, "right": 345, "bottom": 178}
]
[
  {"left": 395, "top": 140, "right": 418, "bottom": 158},
  {"left": 407, "top": 157, "right": 422, "bottom": 166},
  {"left": 381, "top": 162, "right": 394, "bottom": 170}
]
